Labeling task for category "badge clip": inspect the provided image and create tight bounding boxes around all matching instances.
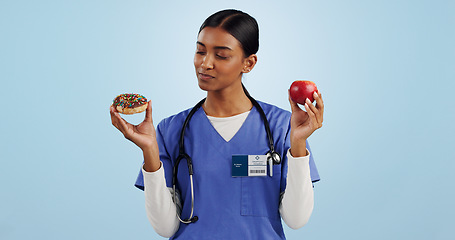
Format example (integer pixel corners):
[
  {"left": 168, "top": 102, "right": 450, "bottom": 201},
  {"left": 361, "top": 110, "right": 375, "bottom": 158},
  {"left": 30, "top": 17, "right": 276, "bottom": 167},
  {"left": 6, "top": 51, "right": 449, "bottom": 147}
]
[{"left": 268, "top": 157, "right": 273, "bottom": 177}]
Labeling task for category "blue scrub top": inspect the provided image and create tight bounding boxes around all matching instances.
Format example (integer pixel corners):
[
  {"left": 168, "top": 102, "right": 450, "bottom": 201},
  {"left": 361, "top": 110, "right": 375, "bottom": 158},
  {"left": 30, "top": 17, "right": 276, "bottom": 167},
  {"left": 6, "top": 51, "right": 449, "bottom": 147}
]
[{"left": 135, "top": 101, "right": 320, "bottom": 240}]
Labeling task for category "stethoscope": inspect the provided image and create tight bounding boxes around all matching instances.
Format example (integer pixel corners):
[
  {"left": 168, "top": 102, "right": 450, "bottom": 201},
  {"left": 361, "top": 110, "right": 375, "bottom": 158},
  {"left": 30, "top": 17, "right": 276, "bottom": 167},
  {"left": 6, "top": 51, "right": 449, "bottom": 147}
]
[{"left": 172, "top": 88, "right": 282, "bottom": 224}]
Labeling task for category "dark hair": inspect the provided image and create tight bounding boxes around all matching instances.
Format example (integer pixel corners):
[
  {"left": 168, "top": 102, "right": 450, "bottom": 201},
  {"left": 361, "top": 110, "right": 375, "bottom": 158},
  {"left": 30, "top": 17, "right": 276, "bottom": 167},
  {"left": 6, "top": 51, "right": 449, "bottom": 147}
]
[{"left": 199, "top": 9, "right": 259, "bottom": 57}]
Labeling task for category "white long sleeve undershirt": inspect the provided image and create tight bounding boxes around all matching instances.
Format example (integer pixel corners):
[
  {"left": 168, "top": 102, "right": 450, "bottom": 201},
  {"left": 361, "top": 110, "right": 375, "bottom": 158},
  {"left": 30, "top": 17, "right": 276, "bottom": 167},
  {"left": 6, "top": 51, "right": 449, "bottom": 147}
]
[{"left": 142, "top": 112, "right": 314, "bottom": 237}]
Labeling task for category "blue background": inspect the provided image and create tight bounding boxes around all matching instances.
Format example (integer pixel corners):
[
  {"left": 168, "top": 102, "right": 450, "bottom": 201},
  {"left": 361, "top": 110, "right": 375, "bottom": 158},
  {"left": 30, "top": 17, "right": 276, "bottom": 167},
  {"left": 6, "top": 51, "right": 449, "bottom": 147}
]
[{"left": 1, "top": 0, "right": 454, "bottom": 239}]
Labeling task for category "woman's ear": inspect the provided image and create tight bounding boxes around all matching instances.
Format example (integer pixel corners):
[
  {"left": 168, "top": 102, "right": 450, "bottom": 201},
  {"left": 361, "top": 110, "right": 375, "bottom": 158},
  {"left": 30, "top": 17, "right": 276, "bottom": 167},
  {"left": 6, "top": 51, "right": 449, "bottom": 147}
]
[{"left": 242, "top": 54, "right": 258, "bottom": 73}]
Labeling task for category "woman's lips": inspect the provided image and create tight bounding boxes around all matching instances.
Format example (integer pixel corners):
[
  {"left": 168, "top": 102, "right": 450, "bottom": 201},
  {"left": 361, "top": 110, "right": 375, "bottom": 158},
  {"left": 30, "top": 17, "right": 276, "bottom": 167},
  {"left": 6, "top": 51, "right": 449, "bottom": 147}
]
[{"left": 199, "top": 73, "right": 214, "bottom": 80}]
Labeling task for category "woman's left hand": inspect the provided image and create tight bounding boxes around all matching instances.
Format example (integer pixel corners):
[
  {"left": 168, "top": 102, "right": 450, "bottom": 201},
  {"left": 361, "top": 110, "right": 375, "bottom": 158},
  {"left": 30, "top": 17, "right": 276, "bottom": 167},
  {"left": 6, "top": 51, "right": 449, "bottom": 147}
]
[{"left": 288, "top": 90, "right": 324, "bottom": 157}]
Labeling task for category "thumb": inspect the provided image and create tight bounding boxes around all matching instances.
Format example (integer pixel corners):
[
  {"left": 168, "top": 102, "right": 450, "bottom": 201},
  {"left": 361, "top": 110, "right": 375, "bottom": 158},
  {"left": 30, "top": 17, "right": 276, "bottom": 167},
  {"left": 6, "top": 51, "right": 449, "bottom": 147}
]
[
  {"left": 144, "top": 100, "right": 153, "bottom": 123},
  {"left": 288, "top": 89, "right": 300, "bottom": 113}
]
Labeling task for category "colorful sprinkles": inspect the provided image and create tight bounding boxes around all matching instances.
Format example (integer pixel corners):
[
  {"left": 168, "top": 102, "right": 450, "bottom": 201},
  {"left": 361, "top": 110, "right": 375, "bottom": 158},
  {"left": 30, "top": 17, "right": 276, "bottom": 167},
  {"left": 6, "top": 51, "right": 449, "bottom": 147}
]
[{"left": 113, "top": 93, "right": 147, "bottom": 108}]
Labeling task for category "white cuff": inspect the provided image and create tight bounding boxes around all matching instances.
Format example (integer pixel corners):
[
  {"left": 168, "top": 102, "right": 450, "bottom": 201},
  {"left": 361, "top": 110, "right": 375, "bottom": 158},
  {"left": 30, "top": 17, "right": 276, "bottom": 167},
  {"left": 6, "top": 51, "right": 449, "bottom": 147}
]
[
  {"left": 287, "top": 148, "right": 310, "bottom": 164},
  {"left": 142, "top": 162, "right": 163, "bottom": 175}
]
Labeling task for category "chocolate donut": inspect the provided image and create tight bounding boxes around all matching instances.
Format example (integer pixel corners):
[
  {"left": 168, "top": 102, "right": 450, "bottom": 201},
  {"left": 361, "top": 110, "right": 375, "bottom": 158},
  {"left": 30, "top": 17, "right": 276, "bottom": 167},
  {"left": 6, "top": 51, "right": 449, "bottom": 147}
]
[{"left": 113, "top": 93, "right": 148, "bottom": 114}]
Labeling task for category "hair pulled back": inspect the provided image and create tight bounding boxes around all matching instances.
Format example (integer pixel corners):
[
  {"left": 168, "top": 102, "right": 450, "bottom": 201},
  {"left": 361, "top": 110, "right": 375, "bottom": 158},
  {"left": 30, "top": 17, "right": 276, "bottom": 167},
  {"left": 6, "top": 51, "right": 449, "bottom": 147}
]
[{"left": 199, "top": 9, "right": 259, "bottom": 57}]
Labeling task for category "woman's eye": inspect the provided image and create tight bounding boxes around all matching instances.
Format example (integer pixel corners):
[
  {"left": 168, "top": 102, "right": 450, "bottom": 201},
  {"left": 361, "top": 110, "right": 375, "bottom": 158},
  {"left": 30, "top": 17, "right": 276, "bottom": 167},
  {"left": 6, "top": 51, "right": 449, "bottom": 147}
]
[
  {"left": 216, "top": 55, "right": 228, "bottom": 59},
  {"left": 196, "top": 51, "right": 206, "bottom": 55}
]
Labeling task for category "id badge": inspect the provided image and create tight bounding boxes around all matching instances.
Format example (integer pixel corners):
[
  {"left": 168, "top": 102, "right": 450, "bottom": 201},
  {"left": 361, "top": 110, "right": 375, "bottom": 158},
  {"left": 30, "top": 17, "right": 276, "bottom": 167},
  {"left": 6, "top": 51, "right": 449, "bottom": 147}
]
[{"left": 232, "top": 155, "right": 268, "bottom": 177}]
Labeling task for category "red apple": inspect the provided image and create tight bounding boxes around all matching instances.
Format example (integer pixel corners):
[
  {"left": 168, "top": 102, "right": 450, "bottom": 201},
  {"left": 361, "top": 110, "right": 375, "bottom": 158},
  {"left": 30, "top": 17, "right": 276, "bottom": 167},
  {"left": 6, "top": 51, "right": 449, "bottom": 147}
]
[{"left": 289, "top": 80, "right": 318, "bottom": 105}]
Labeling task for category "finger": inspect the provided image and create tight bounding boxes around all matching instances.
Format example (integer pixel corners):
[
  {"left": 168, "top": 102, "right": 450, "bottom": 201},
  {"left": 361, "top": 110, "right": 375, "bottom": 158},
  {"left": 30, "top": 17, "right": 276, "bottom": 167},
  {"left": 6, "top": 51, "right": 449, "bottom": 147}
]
[
  {"left": 116, "top": 112, "right": 131, "bottom": 134},
  {"left": 304, "top": 102, "right": 317, "bottom": 128},
  {"left": 110, "top": 105, "right": 121, "bottom": 129},
  {"left": 111, "top": 112, "right": 123, "bottom": 132},
  {"left": 304, "top": 101, "right": 316, "bottom": 123},
  {"left": 313, "top": 91, "right": 324, "bottom": 123},
  {"left": 110, "top": 106, "right": 131, "bottom": 134},
  {"left": 305, "top": 98, "right": 319, "bottom": 117},
  {"left": 110, "top": 104, "right": 117, "bottom": 112},
  {"left": 314, "top": 91, "right": 324, "bottom": 111},
  {"left": 144, "top": 100, "right": 153, "bottom": 123},
  {"left": 305, "top": 98, "right": 322, "bottom": 128},
  {"left": 110, "top": 105, "right": 115, "bottom": 117},
  {"left": 288, "top": 89, "right": 301, "bottom": 113}
]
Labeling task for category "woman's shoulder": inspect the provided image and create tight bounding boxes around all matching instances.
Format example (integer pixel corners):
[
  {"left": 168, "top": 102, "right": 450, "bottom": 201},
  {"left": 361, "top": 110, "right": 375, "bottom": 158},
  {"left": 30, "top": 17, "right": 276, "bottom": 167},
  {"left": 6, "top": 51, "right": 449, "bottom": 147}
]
[
  {"left": 256, "top": 100, "right": 291, "bottom": 131},
  {"left": 157, "top": 107, "right": 192, "bottom": 130},
  {"left": 256, "top": 100, "right": 291, "bottom": 118}
]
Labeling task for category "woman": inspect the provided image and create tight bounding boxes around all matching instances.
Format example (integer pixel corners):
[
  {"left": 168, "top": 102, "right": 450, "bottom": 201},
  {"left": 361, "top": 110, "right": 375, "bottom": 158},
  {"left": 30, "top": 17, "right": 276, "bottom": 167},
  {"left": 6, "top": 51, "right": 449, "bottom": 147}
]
[{"left": 110, "top": 9, "right": 324, "bottom": 240}]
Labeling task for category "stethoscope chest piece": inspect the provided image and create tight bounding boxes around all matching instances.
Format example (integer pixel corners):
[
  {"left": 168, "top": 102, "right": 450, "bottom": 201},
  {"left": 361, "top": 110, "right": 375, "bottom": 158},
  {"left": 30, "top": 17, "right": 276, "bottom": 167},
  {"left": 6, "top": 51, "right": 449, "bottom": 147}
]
[{"left": 267, "top": 151, "right": 282, "bottom": 165}]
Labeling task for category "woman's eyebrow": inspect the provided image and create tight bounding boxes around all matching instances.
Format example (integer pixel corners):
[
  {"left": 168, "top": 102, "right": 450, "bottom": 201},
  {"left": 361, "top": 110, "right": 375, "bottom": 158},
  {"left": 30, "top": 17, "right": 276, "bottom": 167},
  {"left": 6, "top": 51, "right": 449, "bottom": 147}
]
[{"left": 196, "top": 41, "right": 232, "bottom": 51}]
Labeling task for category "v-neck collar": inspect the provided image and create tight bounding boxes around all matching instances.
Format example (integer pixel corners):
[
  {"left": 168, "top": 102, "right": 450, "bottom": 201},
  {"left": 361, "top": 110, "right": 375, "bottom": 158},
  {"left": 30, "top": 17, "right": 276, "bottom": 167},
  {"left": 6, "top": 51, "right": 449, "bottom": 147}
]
[{"left": 196, "top": 106, "right": 258, "bottom": 144}]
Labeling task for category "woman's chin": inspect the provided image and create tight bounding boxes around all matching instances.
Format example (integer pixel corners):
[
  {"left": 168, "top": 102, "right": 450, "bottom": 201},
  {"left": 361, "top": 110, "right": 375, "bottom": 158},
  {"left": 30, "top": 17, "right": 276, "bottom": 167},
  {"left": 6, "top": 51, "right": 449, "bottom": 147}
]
[{"left": 197, "top": 80, "right": 213, "bottom": 92}]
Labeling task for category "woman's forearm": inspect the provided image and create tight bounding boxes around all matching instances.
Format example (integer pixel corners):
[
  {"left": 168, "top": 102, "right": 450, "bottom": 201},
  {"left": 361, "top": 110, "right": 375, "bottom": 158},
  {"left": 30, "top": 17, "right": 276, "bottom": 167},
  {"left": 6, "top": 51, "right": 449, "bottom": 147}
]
[
  {"left": 279, "top": 149, "right": 314, "bottom": 229},
  {"left": 290, "top": 138, "right": 308, "bottom": 157},
  {"left": 142, "top": 143, "right": 161, "bottom": 172},
  {"left": 143, "top": 164, "right": 180, "bottom": 237}
]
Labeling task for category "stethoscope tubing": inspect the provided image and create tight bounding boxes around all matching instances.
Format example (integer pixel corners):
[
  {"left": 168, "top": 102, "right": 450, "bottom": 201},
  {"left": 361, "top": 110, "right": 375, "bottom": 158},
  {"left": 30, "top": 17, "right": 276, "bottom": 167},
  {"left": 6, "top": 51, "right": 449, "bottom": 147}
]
[{"left": 172, "top": 93, "right": 281, "bottom": 224}]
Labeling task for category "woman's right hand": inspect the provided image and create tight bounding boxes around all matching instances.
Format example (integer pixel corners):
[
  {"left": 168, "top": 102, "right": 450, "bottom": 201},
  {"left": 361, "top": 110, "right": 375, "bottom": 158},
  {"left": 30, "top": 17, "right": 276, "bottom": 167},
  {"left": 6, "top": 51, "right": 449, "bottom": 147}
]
[
  {"left": 110, "top": 100, "right": 161, "bottom": 172},
  {"left": 110, "top": 100, "right": 157, "bottom": 151}
]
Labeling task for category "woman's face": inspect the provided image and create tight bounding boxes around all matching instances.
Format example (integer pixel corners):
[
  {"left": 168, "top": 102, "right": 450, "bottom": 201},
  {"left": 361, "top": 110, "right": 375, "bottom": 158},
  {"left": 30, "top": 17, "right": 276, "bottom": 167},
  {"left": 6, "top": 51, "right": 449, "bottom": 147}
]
[{"left": 194, "top": 27, "right": 250, "bottom": 92}]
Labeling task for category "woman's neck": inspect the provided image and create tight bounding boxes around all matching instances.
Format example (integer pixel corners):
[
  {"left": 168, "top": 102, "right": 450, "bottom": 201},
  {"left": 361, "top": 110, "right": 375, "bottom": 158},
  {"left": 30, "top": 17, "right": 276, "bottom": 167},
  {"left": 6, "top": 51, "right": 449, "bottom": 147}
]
[{"left": 203, "top": 84, "right": 253, "bottom": 117}]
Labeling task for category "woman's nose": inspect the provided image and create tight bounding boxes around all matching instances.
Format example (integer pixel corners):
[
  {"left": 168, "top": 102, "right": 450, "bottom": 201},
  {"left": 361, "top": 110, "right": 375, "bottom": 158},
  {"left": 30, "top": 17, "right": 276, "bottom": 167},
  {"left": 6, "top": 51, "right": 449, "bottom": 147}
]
[{"left": 201, "top": 55, "right": 214, "bottom": 69}]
